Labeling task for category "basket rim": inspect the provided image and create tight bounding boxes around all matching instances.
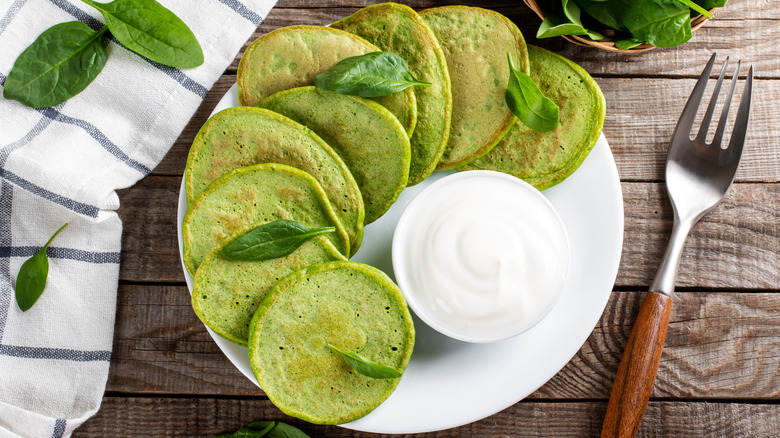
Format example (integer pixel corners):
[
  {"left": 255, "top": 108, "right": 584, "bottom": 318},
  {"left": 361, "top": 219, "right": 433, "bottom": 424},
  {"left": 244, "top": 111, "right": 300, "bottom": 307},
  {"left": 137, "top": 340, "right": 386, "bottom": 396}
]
[{"left": 522, "top": 0, "right": 715, "bottom": 53}]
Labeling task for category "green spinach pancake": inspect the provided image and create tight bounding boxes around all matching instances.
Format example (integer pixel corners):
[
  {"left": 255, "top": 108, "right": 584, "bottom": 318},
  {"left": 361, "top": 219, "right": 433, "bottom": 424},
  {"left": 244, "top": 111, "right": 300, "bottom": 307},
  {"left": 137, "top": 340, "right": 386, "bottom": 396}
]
[
  {"left": 248, "top": 261, "right": 415, "bottom": 424},
  {"left": 333, "top": 3, "right": 452, "bottom": 185},
  {"left": 237, "top": 25, "right": 417, "bottom": 136},
  {"left": 463, "top": 45, "right": 606, "bottom": 189},
  {"left": 419, "top": 6, "right": 529, "bottom": 169},
  {"left": 182, "top": 163, "right": 350, "bottom": 275},
  {"left": 261, "top": 86, "right": 410, "bottom": 223},
  {"left": 184, "top": 106, "right": 364, "bottom": 255},
  {"left": 192, "top": 228, "right": 345, "bottom": 347}
]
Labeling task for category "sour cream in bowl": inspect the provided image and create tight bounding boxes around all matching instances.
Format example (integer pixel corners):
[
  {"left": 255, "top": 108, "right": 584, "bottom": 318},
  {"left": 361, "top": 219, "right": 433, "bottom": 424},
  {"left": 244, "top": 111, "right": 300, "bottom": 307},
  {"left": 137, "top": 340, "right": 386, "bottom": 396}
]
[{"left": 392, "top": 170, "right": 570, "bottom": 343}]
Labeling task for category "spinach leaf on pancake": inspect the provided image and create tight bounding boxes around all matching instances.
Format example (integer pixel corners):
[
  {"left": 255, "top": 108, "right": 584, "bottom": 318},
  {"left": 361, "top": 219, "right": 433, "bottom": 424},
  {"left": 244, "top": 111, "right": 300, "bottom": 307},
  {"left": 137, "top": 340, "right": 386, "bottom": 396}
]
[
  {"left": 237, "top": 25, "right": 417, "bottom": 137},
  {"left": 261, "top": 86, "right": 410, "bottom": 224},
  {"left": 463, "top": 45, "right": 606, "bottom": 190},
  {"left": 185, "top": 107, "right": 364, "bottom": 255},
  {"left": 333, "top": 3, "right": 452, "bottom": 185},
  {"left": 248, "top": 261, "right": 415, "bottom": 425},
  {"left": 192, "top": 228, "right": 345, "bottom": 347},
  {"left": 419, "top": 6, "right": 529, "bottom": 169},
  {"left": 182, "top": 163, "right": 351, "bottom": 275}
]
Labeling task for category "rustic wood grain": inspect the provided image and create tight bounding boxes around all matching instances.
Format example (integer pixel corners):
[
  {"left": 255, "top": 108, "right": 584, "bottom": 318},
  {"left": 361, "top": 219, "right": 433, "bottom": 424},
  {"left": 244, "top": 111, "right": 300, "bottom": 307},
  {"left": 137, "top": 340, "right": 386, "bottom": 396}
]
[
  {"left": 106, "top": 286, "right": 780, "bottom": 400},
  {"left": 151, "top": 75, "right": 780, "bottom": 182},
  {"left": 226, "top": 0, "right": 779, "bottom": 77},
  {"left": 74, "top": 398, "right": 780, "bottom": 437},
  {"left": 117, "top": 179, "right": 779, "bottom": 289},
  {"left": 618, "top": 182, "right": 778, "bottom": 290}
]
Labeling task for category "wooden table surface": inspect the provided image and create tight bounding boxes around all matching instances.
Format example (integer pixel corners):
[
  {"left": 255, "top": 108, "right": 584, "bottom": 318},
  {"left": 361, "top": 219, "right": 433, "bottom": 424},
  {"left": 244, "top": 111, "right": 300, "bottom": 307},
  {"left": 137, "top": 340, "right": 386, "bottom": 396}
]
[{"left": 75, "top": 0, "right": 779, "bottom": 436}]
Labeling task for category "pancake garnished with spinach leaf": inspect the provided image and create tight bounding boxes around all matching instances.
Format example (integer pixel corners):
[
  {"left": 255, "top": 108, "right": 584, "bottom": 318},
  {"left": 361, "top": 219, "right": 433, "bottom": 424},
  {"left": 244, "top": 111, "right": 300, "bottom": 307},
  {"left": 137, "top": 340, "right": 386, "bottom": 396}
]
[
  {"left": 333, "top": 3, "right": 452, "bottom": 185},
  {"left": 419, "top": 6, "right": 529, "bottom": 169},
  {"left": 463, "top": 45, "right": 606, "bottom": 189},
  {"left": 182, "top": 163, "right": 350, "bottom": 275},
  {"left": 192, "top": 227, "right": 345, "bottom": 347},
  {"left": 248, "top": 261, "right": 415, "bottom": 425},
  {"left": 237, "top": 25, "right": 417, "bottom": 136}
]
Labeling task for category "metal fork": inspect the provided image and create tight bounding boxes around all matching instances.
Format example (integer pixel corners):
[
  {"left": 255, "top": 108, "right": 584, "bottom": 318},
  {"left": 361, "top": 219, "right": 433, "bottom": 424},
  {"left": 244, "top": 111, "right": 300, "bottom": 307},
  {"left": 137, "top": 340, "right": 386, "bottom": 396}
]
[{"left": 601, "top": 53, "right": 753, "bottom": 438}]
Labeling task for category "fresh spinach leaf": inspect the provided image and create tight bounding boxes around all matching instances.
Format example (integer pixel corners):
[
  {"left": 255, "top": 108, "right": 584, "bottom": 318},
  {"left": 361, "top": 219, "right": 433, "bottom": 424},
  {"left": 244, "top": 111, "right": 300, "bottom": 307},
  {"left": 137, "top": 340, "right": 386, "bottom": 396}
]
[
  {"left": 265, "top": 422, "right": 310, "bottom": 438},
  {"left": 215, "top": 421, "right": 309, "bottom": 438},
  {"left": 221, "top": 220, "right": 335, "bottom": 261},
  {"left": 3, "top": 22, "right": 107, "bottom": 108},
  {"left": 537, "top": 15, "right": 603, "bottom": 40},
  {"left": 624, "top": 0, "right": 691, "bottom": 48},
  {"left": 505, "top": 54, "right": 559, "bottom": 133},
  {"left": 615, "top": 37, "right": 644, "bottom": 50},
  {"left": 15, "top": 224, "right": 68, "bottom": 311},
  {"left": 561, "top": 0, "right": 604, "bottom": 39},
  {"left": 314, "top": 51, "right": 431, "bottom": 98},
  {"left": 81, "top": 0, "right": 203, "bottom": 68},
  {"left": 327, "top": 344, "right": 403, "bottom": 379},
  {"left": 575, "top": 0, "right": 629, "bottom": 31}
]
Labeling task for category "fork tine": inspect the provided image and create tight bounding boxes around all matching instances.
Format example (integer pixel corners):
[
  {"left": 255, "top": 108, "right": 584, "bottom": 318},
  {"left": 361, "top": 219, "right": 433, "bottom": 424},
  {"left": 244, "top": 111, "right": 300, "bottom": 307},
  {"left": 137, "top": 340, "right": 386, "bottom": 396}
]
[
  {"left": 672, "top": 53, "right": 717, "bottom": 144},
  {"left": 711, "top": 60, "right": 741, "bottom": 148},
  {"left": 721, "top": 65, "right": 753, "bottom": 167},
  {"left": 696, "top": 56, "right": 729, "bottom": 142}
]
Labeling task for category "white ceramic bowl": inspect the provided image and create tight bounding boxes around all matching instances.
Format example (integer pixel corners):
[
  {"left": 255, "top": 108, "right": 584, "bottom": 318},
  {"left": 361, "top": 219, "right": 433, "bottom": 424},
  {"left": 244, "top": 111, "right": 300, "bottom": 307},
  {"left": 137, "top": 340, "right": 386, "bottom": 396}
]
[{"left": 392, "top": 170, "right": 571, "bottom": 343}]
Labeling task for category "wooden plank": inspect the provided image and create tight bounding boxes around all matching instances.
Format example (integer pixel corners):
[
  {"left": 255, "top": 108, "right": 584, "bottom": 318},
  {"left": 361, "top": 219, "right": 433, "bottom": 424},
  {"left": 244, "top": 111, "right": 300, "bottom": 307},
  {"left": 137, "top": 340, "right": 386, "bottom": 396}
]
[
  {"left": 601, "top": 78, "right": 779, "bottom": 182},
  {"left": 153, "top": 75, "right": 780, "bottom": 182},
  {"left": 74, "top": 398, "right": 780, "bottom": 437},
  {"left": 107, "top": 286, "right": 780, "bottom": 400},
  {"left": 226, "top": 0, "right": 780, "bottom": 76},
  {"left": 271, "top": 0, "right": 769, "bottom": 21},
  {"left": 619, "top": 182, "right": 778, "bottom": 289},
  {"left": 117, "top": 179, "right": 779, "bottom": 289},
  {"left": 536, "top": 292, "right": 780, "bottom": 400}
]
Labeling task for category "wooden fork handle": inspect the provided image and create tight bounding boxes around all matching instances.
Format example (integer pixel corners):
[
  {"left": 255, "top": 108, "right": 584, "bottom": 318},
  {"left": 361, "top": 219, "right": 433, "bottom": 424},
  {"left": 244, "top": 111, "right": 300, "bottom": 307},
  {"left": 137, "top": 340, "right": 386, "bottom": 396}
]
[{"left": 601, "top": 292, "right": 673, "bottom": 438}]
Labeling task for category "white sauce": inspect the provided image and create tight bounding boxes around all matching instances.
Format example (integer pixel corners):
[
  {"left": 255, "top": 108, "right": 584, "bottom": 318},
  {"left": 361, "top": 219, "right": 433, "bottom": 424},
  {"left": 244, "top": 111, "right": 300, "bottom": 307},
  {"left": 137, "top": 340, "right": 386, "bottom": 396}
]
[{"left": 394, "top": 171, "right": 569, "bottom": 342}]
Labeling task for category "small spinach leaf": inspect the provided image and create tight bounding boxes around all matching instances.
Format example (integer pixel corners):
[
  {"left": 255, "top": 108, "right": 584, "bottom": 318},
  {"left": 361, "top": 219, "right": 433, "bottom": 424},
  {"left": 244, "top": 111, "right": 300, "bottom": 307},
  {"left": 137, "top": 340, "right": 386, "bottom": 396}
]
[
  {"left": 615, "top": 37, "right": 644, "bottom": 50},
  {"left": 221, "top": 220, "right": 334, "bottom": 261},
  {"left": 214, "top": 421, "right": 309, "bottom": 438},
  {"left": 505, "top": 54, "right": 559, "bottom": 133},
  {"left": 328, "top": 344, "right": 403, "bottom": 379},
  {"left": 537, "top": 16, "right": 603, "bottom": 40},
  {"left": 3, "top": 23, "right": 107, "bottom": 108},
  {"left": 15, "top": 224, "right": 68, "bottom": 311},
  {"left": 214, "top": 421, "right": 274, "bottom": 438},
  {"left": 314, "top": 51, "right": 431, "bottom": 97},
  {"left": 561, "top": 0, "right": 604, "bottom": 39},
  {"left": 265, "top": 422, "right": 310, "bottom": 438},
  {"left": 81, "top": 0, "right": 203, "bottom": 68}
]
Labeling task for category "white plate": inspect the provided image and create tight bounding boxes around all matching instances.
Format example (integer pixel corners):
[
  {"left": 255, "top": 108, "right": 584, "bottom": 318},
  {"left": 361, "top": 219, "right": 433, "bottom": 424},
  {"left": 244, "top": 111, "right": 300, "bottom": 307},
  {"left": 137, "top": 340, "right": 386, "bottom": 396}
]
[{"left": 177, "top": 83, "right": 624, "bottom": 434}]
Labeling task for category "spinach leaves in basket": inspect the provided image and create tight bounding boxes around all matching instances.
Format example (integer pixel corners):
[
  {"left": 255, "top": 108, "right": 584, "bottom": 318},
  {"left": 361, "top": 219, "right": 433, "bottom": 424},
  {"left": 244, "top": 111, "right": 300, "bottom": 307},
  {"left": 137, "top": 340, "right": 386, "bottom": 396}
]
[
  {"left": 534, "top": 0, "right": 727, "bottom": 48},
  {"left": 3, "top": 0, "right": 203, "bottom": 109}
]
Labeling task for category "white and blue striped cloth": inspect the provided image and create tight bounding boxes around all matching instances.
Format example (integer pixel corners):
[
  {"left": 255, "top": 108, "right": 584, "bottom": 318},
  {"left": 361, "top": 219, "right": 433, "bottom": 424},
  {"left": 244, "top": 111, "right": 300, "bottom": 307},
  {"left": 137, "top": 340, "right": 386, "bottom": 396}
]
[{"left": 0, "top": 0, "right": 276, "bottom": 436}]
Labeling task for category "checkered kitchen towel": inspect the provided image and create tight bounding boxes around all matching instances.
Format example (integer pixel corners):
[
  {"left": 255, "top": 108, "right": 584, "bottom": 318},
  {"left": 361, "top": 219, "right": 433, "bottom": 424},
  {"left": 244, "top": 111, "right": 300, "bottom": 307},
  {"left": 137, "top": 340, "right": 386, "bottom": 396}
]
[{"left": 0, "top": 0, "right": 276, "bottom": 436}]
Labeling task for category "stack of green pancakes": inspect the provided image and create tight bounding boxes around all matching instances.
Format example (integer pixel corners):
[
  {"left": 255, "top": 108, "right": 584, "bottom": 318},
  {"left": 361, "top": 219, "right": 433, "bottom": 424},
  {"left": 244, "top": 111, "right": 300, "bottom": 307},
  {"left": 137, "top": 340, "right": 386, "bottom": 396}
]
[{"left": 182, "top": 2, "right": 605, "bottom": 426}]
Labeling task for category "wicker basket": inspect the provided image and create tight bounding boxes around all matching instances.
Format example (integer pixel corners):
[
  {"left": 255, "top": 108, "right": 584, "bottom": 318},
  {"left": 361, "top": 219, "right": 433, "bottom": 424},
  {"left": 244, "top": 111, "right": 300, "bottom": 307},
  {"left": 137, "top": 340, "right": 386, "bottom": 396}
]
[{"left": 522, "top": 0, "right": 713, "bottom": 53}]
